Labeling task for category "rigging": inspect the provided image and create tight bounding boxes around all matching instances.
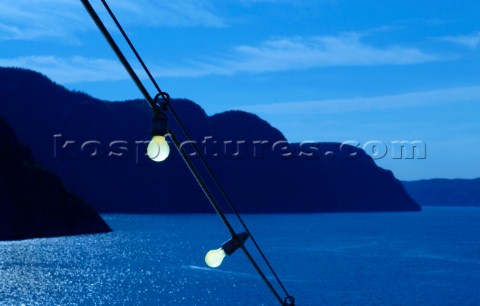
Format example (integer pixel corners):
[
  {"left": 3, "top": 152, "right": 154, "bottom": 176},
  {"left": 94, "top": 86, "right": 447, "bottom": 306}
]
[{"left": 80, "top": 1, "right": 295, "bottom": 304}]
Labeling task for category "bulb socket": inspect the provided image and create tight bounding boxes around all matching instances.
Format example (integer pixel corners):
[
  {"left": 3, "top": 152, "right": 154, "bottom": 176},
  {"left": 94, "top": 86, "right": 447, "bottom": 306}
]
[
  {"left": 222, "top": 232, "right": 249, "bottom": 255},
  {"left": 151, "top": 108, "right": 168, "bottom": 136}
]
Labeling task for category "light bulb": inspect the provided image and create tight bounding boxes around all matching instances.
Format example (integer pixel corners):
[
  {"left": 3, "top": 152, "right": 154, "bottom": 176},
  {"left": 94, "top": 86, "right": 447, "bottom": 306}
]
[
  {"left": 205, "top": 248, "right": 226, "bottom": 268},
  {"left": 147, "top": 135, "right": 170, "bottom": 162}
]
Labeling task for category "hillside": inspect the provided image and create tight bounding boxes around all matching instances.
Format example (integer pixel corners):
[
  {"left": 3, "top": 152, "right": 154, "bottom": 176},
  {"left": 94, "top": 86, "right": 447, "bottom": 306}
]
[
  {"left": 0, "top": 115, "right": 111, "bottom": 241},
  {"left": 403, "top": 178, "right": 480, "bottom": 207},
  {"left": 0, "top": 67, "right": 420, "bottom": 213}
]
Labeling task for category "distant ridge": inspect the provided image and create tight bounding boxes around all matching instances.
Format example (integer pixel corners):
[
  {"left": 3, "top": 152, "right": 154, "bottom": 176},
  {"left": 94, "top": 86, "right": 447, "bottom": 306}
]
[
  {"left": 402, "top": 178, "right": 480, "bottom": 207},
  {"left": 0, "top": 67, "right": 420, "bottom": 213}
]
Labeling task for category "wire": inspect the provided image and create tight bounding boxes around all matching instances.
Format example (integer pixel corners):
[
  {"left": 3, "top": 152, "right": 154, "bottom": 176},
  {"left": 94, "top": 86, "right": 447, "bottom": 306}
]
[
  {"left": 99, "top": 0, "right": 294, "bottom": 302},
  {"left": 85, "top": 0, "right": 294, "bottom": 304},
  {"left": 168, "top": 105, "right": 293, "bottom": 299},
  {"left": 98, "top": 0, "right": 293, "bottom": 299}
]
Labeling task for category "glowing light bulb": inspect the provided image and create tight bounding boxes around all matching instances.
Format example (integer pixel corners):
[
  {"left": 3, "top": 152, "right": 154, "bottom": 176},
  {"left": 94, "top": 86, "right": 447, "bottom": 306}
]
[
  {"left": 205, "top": 248, "right": 226, "bottom": 268},
  {"left": 205, "top": 233, "right": 249, "bottom": 268},
  {"left": 147, "top": 135, "right": 170, "bottom": 162}
]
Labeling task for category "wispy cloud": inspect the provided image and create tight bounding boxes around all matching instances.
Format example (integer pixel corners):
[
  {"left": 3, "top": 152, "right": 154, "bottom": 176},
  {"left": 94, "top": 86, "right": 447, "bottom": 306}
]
[
  {"left": 230, "top": 33, "right": 437, "bottom": 68},
  {"left": 107, "top": 0, "right": 225, "bottom": 28},
  {"left": 0, "top": 0, "right": 224, "bottom": 42},
  {"left": 0, "top": 0, "right": 88, "bottom": 42},
  {"left": 237, "top": 86, "right": 480, "bottom": 114},
  {"left": 0, "top": 32, "right": 441, "bottom": 84},
  {"left": 438, "top": 32, "right": 480, "bottom": 49},
  {"left": 152, "top": 33, "right": 440, "bottom": 77},
  {"left": 0, "top": 56, "right": 127, "bottom": 83}
]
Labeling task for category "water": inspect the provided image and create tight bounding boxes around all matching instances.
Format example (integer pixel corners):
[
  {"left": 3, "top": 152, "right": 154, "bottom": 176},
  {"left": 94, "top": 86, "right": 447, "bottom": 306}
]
[{"left": 1, "top": 207, "right": 480, "bottom": 305}]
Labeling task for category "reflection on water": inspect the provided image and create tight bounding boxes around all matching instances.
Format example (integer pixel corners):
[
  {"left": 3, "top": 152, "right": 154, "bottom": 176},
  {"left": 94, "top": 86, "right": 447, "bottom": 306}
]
[{"left": 1, "top": 208, "right": 480, "bottom": 305}]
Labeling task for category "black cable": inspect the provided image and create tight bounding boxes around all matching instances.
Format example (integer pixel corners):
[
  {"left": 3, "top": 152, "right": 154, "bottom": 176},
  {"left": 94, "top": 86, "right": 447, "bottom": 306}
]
[
  {"left": 167, "top": 105, "right": 291, "bottom": 304},
  {"left": 86, "top": 0, "right": 294, "bottom": 304},
  {"left": 168, "top": 104, "right": 293, "bottom": 299},
  {"left": 98, "top": 0, "right": 293, "bottom": 300},
  {"left": 100, "top": 0, "right": 293, "bottom": 301}
]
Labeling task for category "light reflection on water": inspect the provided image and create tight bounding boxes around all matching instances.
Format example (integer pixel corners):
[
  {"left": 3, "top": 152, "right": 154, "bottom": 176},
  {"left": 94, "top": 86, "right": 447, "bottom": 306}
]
[{"left": 1, "top": 208, "right": 480, "bottom": 305}]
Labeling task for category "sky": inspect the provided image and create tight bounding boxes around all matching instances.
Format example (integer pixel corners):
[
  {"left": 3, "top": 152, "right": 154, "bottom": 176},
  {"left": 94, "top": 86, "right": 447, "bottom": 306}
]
[{"left": 0, "top": 0, "right": 479, "bottom": 180}]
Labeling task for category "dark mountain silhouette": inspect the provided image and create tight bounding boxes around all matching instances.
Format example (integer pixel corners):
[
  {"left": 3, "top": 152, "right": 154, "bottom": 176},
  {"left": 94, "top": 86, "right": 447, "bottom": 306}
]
[
  {"left": 0, "top": 67, "right": 420, "bottom": 213},
  {"left": 0, "top": 115, "right": 111, "bottom": 241},
  {"left": 403, "top": 178, "right": 480, "bottom": 207}
]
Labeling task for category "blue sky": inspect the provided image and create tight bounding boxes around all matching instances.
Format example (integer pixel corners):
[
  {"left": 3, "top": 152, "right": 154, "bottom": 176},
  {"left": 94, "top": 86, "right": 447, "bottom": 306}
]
[{"left": 0, "top": 0, "right": 479, "bottom": 180}]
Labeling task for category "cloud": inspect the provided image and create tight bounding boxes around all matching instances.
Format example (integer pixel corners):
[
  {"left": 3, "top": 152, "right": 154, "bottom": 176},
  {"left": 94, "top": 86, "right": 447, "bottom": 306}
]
[
  {"left": 0, "top": 32, "right": 441, "bottom": 84},
  {"left": 107, "top": 0, "right": 225, "bottom": 28},
  {"left": 438, "top": 32, "right": 480, "bottom": 49},
  {"left": 237, "top": 86, "right": 480, "bottom": 114},
  {"left": 0, "top": 55, "right": 127, "bottom": 83},
  {"left": 0, "top": 0, "right": 88, "bottom": 42},
  {"left": 152, "top": 33, "right": 439, "bottom": 77},
  {"left": 231, "top": 34, "right": 436, "bottom": 68},
  {"left": 0, "top": 0, "right": 224, "bottom": 42}
]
